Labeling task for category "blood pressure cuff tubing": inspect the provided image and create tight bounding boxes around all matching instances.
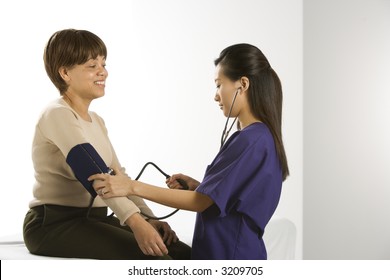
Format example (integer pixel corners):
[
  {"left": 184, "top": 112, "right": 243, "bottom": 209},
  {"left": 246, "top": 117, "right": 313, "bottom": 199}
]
[{"left": 66, "top": 143, "right": 110, "bottom": 198}]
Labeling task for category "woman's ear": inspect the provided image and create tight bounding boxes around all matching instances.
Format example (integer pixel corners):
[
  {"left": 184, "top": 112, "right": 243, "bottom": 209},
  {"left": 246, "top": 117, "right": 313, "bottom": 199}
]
[
  {"left": 239, "top": 76, "right": 250, "bottom": 92},
  {"left": 58, "top": 66, "right": 70, "bottom": 82}
]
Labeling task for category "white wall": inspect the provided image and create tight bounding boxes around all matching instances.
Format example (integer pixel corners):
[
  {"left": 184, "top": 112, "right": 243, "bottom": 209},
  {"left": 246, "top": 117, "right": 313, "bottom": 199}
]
[
  {"left": 0, "top": 0, "right": 303, "bottom": 259},
  {"left": 304, "top": 0, "right": 390, "bottom": 259}
]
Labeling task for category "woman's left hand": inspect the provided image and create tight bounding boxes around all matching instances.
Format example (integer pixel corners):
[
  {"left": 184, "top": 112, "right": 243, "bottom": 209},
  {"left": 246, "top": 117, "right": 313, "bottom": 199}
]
[
  {"left": 88, "top": 167, "right": 132, "bottom": 198},
  {"left": 148, "top": 220, "right": 179, "bottom": 246}
]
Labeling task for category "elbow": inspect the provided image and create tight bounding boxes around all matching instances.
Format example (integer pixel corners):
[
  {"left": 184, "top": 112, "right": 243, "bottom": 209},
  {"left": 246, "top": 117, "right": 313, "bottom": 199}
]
[{"left": 192, "top": 193, "right": 214, "bottom": 212}]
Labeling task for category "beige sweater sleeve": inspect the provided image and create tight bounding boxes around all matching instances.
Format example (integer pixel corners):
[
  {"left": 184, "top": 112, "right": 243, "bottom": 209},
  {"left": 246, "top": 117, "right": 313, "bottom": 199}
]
[{"left": 31, "top": 99, "right": 154, "bottom": 224}]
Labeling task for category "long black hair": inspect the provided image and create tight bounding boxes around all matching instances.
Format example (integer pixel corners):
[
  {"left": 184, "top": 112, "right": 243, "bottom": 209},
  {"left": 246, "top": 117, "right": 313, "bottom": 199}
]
[{"left": 215, "top": 43, "right": 289, "bottom": 181}]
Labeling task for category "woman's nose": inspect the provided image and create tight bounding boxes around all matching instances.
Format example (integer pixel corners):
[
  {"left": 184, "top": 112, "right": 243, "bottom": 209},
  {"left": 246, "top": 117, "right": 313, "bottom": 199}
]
[{"left": 98, "top": 67, "right": 107, "bottom": 76}]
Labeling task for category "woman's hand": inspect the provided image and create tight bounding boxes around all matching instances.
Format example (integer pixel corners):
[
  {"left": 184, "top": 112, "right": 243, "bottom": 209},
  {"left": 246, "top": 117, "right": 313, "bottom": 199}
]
[
  {"left": 166, "top": 173, "right": 200, "bottom": 191},
  {"left": 148, "top": 220, "right": 179, "bottom": 246},
  {"left": 88, "top": 168, "right": 133, "bottom": 198},
  {"left": 126, "top": 213, "right": 168, "bottom": 256}
]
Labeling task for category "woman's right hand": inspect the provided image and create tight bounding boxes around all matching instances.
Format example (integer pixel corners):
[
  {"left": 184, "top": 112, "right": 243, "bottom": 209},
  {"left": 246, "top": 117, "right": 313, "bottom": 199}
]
[
  {"left": 166, "top": 174, "right": 200, "bottom": 191},
  {"left": 126, "top": 213, "right": 168, "bottom": 257}
]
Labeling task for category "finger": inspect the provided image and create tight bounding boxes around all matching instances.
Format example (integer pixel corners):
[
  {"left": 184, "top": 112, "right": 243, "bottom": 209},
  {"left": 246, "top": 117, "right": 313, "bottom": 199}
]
[
  {"left": 166, "top": 179, "right": 178, "bottom": 189},
  {"left": 169, "top": 230, "right": 179, "bottom": 245},
  {"left": 88, "top": 173, "right": 106, "bottom": 181},
  {"left": 147, "top": 243, "right": 164, "bottom": 256},
  {"left": 140, "top": 246, "right": 149, "bottom": 255},
  {"left": 156, "top": 242, "right": 169, "bottom": 256},
  {"left": 171, "top": 231, "right": 179, "bottom": 243},
  {"left": 112, "top": 167, "right": 121, "bottom": 175},
  {"left": 165, "top": 231, "right": 173, "bottom": 246},
  {"left": 170, "top": 174, "right": 179, "bottom": 179},
  {"left": 166, "top": 177, "right": 175, "bottom": 185},
  {"left": 94, "top": 185, "right": 104, "bottom": 193},
  {"left": 147, "top": 246, "right": 158, "bottom": 256},
  {"left": 100, "top": 188, "right": 108, "bottom": 196},
  {"left": 93, "top": 180, "right": 103, "bottom": 187},
  {"left": 159, "top": 223, "right": 169, "bottom": 235},
  {"left": 163, "top": 227, "right": 177, "bottom": 245},
  {"left": 163, "top": 229, "right": 170, "bottom": 243},
  {"left": 170, "top": 183, "right": 182, "bottom": 189},
  {"left": 159, "top": 227, "right": 169, "bottom": 243},
  {"left": 171, "top": 230, "right": 178, "bottom": 243}
]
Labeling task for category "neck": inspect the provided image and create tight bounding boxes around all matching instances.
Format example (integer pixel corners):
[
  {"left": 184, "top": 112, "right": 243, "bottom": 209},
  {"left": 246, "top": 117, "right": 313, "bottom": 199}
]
[
  {"left": 238, "top": 111, "right": 261, "bottom": 130},
  {"left": 62, "top": 93, "right": 92, "bottom": 122}
]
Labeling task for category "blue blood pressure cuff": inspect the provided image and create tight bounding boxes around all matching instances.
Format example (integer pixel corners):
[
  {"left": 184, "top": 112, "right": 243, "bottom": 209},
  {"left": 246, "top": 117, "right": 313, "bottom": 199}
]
[{"left": 66, "top": 143, "right": 111, "bottom": 198}]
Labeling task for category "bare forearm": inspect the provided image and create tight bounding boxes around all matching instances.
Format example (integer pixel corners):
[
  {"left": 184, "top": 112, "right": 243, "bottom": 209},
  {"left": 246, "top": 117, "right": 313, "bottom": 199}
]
[
  {"left": 89, "top": 170, "right": 212, "bottom": 212},
  {"left": 131, "top": 180, "right": 213, "bottom": 212}
]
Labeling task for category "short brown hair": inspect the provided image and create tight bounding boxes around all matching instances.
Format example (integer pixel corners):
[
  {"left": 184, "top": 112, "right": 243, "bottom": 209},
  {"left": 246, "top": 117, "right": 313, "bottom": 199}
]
[{"left": 43, "top": 29, "right": 107, "bottom": 94}]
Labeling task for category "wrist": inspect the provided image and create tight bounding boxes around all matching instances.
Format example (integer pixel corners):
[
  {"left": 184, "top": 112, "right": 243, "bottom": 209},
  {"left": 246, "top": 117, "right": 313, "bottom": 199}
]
[
  {"left": 130, "top": 179, "right": 140, "bottom": 196},
  {"left": 125, "top": 212, "right": 145, "bottom": 229},
  {"left": 128, "top": 179, "right": 133, "bottom": 195}
]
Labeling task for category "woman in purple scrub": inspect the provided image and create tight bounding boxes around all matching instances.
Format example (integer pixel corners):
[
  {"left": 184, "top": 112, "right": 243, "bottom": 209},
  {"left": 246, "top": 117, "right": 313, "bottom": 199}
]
[{"left": 89, "top": 43, "right": 289, "bottom": 259}]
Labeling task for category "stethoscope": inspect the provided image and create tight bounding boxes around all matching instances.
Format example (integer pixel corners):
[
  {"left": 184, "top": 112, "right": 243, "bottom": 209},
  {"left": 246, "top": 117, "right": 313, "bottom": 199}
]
[
  {"left": 138, "top": 87, "right": 241, "bottom": 219},
  {"left": 101, "top": 162, "right": 189, "bottom": 220},
  {"left": 133, "top": 87, "right": 241, "bottom": 219},
  {"left": 220, "top": 87, "right": 241, "bottom": 149},
  {"left": 133, "top": 162, "right": 188, "bottom": 220},
  {"left": 87, "top": 88, "right": 240, "bottom": 220}
]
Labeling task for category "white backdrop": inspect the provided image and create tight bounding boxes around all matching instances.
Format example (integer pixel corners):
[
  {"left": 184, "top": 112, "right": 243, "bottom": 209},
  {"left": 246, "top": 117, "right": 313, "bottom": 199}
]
[
  {"left": 303, "top": 0, "right": 390, "bottom": 259},
  {"left": 0, "top": 0, "right": 303, "bottom": 258}
]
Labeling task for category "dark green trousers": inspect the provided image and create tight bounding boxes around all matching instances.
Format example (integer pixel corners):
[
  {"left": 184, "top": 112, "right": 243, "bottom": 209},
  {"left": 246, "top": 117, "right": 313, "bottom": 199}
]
[{"left": 23, "top": 204, "right": 191, "bottom": 260}]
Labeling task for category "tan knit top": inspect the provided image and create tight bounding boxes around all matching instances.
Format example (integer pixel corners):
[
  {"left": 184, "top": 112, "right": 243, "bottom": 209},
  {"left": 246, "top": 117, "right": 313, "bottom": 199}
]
[{"left": 29, "top": 98, "right": 154, "bottom": 224}]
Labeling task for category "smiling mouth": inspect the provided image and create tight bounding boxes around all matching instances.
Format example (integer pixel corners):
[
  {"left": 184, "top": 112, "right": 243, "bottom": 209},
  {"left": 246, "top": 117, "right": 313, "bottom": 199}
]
[{"left": 94, "top": 81, "right": 105, "bottom": 86}]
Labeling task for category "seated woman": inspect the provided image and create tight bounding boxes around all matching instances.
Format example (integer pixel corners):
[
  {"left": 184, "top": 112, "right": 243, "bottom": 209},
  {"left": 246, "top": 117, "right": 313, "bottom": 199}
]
[{"left": 23, "top": 28, "right": 191, "bottom": 260}]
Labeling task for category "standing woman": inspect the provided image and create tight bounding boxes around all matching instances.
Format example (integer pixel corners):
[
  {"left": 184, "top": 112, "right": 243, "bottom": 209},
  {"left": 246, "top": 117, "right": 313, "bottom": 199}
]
[
  {"left": 23, "top": 29, "right": 191, "bottom": 259},
  {"left": 90, "top": 43, "right": 289, "bottom": 259}
]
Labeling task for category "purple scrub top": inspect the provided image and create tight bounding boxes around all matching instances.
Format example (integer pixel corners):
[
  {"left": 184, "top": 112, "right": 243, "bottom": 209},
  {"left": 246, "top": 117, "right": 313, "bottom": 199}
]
[{"left": 192, "top": 122, "right": 282, "bottom": 259}]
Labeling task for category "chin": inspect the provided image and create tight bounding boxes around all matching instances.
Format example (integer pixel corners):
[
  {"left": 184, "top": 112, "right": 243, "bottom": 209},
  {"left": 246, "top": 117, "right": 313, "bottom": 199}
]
[{"left": 95, "top": 92, "right": 105, "bottom": 98}]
